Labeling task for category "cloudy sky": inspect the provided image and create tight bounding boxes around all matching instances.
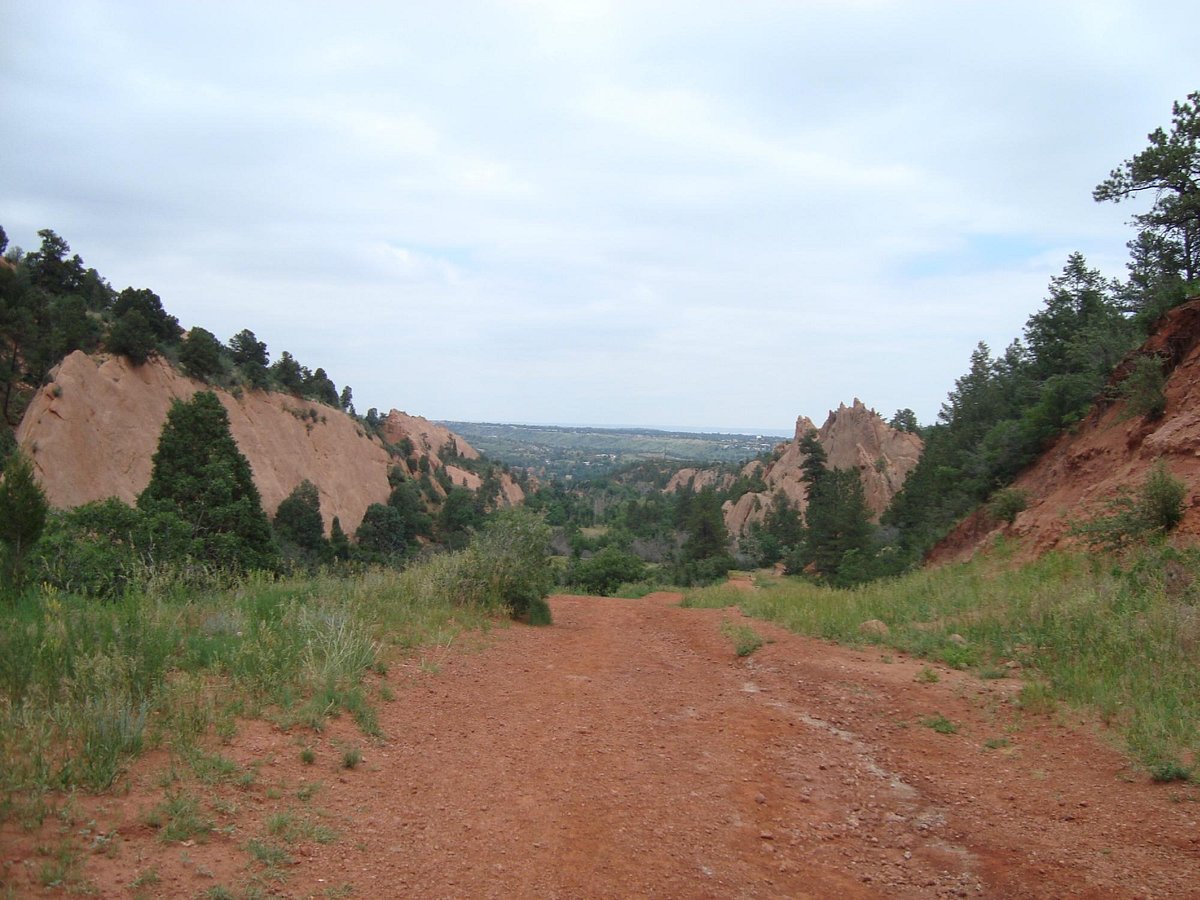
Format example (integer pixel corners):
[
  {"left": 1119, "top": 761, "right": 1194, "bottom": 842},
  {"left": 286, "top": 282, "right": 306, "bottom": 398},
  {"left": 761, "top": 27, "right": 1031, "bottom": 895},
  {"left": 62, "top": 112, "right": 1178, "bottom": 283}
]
[{"left": 1, "top": 1, "right": 1194, "bottom": 433}]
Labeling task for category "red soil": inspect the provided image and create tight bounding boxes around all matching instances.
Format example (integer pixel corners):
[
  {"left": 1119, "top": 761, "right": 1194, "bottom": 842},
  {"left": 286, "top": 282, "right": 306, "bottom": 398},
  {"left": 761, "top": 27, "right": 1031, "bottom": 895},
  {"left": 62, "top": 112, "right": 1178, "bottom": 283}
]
[{"left": 4, "top": 593, "right": 1199, "bottom": 897}]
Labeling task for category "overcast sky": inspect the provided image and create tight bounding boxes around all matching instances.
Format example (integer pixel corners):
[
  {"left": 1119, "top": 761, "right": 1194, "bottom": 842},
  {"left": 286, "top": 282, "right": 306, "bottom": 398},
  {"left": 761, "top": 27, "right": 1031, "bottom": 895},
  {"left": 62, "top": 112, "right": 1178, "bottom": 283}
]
[{"left": 1, "top": 1, "right": 1194, "bottom": 433}]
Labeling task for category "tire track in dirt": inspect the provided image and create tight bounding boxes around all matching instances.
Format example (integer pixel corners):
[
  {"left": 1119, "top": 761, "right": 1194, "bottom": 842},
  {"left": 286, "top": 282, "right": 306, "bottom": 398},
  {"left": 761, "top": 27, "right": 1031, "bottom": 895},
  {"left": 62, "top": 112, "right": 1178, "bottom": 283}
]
[
  {"left": 280, "top": 592, "right": 1200, "bottom": 898},
  {"left": 21, "top": 591, "right": 1200, "bottom": 898}
]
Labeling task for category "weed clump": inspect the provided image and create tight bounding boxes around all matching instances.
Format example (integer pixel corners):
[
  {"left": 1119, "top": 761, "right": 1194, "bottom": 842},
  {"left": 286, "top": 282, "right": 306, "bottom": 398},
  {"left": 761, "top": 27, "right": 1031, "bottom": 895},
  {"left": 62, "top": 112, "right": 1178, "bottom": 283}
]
[
  {"left": 1070, "top": 459, "right": 1185, "bottom": 551},
  {"left": 720, "top": 620, "right": 764, "bottom": 657},
  {"left": 988, "top": 487, "right": 1027, "bottom": 526},
  {"left": 922, "top": 714, "right": 958, "bottom": 735}
]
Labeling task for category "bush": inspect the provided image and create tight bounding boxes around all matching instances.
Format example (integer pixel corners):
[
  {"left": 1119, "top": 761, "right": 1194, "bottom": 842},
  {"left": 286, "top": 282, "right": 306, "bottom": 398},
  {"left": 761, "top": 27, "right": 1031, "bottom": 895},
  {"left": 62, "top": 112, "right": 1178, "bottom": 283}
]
[
  {"left": 1071, "top": 460, "right": 1186, "bottom": 551},
  {"left": 569, "top": 546, "right": 647, "bottom": 596},
  {"left": 672, "top": 553, "right": 735, "bottom": 587},
  {"left": 354, "top": 504, "right": 408, "bottom": 563},
  {"left": 0, "top": 451, "right": 48, "bottom": 595},
  {"left": 179, "top": 327, "right": 225, "bottom": 381},
  {"left": 273, "top": 480, "right": 326, "bottom": 561},
  {"left": 466, "top": 508, "right": 554, "bottom": 619},
  {"left": 988, "top": 487, "right": 1028, "bottom": 525},
  {"left": 1118, "top": 353, "right": 1168, "bottom": 420},
  {"left": 33, "top": 499, "right": 195, "bottom": 599}
]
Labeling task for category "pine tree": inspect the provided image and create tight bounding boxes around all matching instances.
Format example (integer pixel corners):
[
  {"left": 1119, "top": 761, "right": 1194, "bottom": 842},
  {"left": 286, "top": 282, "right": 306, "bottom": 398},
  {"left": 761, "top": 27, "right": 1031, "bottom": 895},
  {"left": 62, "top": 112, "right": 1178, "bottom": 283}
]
[
  {"left": 273, "top": 479, "right": 326, "bottom": 557},
  {"left": 0, "top": 450, "right": 48, "bottom": 594},
  {"left": 682, "top": 487, "right": 730, "bottom": 562},
  {"left": 138, "top": 391, "right": 277, "bottom": 571}
]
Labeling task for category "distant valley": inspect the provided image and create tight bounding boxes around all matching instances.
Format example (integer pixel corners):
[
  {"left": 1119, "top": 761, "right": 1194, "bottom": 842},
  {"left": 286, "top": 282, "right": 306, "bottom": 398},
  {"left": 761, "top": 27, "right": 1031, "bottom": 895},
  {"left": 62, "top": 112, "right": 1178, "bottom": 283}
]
[{"left": 439, "top": 421, "right": 785, "bottom": 480}]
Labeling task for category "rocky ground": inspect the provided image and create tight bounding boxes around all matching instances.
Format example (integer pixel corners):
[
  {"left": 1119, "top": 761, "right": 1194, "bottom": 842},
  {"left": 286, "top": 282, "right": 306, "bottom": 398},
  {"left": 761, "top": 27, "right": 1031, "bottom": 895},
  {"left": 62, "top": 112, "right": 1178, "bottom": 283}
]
[{"left": 4, "top": 591, "right": 1199, "bottom": 898}]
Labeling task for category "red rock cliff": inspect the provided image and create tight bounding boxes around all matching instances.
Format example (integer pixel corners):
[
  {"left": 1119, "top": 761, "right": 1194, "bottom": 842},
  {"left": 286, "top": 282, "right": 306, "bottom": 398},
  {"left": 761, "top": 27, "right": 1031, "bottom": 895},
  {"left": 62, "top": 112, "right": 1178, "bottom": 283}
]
[{"left": 932, "top": 299, "right": 1200, "bottom": 563}]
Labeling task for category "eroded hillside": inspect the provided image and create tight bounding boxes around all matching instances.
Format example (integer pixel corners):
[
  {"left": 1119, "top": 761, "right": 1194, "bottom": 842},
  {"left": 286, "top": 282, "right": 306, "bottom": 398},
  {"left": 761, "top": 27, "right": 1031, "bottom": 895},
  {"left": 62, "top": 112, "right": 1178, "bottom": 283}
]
[
  {"left": 933, "top": 299, "right": 1200, "bottom": 562},
  {"left": 16, "top": 351, "right": 521, "bottom": 533}
]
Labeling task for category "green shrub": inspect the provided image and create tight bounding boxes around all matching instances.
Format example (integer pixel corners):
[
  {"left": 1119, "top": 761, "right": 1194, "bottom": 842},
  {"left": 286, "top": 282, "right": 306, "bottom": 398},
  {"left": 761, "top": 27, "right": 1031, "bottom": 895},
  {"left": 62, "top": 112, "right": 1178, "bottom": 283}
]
[
  {"left": 1118, "top": 353, "right": 1168, "bottom": 420},
  {"left": 179, "top": 327, "right": 225, "bottom": 381},
  {"left": 988, "top": 487, "right": 1027, "bottom": 525},
  {"left": 354, "top": 503, "right": 408, "bottom": 563},
  {"left": 0, "top": 450, "right": 48, "bottom": 595},
  {"left": 273, "top": 480, "right": 326, "bottom": 560},
  {"left": 525, "top": 597, "right": 553, "bottom": 626},
  {"left": 922, "top": 714, "right": 958, "bottom": 734},
  {"left": 1071, "top": 460, "right": 1186, "bottom": 550},
  {"left": 33, "top": 499, "right": 195, "bottom": 599},
  {"left": 466, "top": 508, "right": 554, "bottom": 619},
  {"left": 569, "top": 546, "right": 647, "bottom": 595},
  {"left": 720, "top": 620, "right": 764, "bottom": 657}
]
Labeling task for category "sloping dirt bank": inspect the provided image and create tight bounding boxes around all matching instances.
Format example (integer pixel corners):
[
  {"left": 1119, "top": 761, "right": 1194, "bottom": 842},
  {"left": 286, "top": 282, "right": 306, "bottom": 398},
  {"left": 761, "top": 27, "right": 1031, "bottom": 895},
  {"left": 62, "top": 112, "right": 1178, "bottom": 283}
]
[{"left": 5, "top": 593, "right": 1198, "bottom": 897}]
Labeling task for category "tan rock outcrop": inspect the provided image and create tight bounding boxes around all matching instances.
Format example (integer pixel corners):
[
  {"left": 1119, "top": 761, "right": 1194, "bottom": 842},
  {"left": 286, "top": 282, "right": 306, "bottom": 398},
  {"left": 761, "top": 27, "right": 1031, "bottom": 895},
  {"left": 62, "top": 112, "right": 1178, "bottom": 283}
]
[
  {"left": 716, "top": 401, "right": 923, "bottom": 537},
  {"left": 664, "top": 467, "right": 736, "bottom": 494},
  {"left": 381, "top": 410, "right": 480, "bottom": 461},
  {"left": 16, "top": 351, "right": 520, "bottom": 533}
]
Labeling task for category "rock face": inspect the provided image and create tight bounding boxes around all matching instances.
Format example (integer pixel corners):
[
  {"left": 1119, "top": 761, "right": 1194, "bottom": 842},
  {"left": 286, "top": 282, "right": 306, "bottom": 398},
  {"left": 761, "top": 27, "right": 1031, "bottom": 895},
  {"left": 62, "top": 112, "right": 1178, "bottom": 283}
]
[
  {"left": 380, "top": 409, "right": 525, "bottom": 507},
  {"left": 932, "top": 298, "right": 1200, "bottom": 563},
  {"left": 670, "top": 400, "right": 923, "bottom": 537},
  {"left": 664, "top": 467, "right": 735, "bottom": 495},
  {"left": 16, "top": 351, "right": 520, "bottom": 533}
]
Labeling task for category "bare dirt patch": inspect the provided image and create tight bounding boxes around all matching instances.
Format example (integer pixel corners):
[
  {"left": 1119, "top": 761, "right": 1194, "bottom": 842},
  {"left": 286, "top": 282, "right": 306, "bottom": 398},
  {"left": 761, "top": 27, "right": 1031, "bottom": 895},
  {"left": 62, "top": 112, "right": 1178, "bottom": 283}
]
[{"left": 4, "top": 593, "right": 1199, "bottom": 897}]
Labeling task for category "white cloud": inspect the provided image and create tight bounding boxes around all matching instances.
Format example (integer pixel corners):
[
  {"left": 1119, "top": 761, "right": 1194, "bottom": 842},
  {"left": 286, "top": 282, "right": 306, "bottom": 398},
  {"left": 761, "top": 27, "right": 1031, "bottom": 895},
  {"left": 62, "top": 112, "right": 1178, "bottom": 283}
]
[{"left": 0, "top": 0, "right": 1195, "bottom": 428}]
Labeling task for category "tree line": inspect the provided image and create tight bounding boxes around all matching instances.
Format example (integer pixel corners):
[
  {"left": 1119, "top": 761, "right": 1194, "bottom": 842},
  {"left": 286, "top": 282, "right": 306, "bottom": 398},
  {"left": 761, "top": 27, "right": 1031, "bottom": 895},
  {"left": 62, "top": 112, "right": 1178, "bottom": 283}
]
[{"left": 0, "top": 227, "right": 353, "bottom": 457}]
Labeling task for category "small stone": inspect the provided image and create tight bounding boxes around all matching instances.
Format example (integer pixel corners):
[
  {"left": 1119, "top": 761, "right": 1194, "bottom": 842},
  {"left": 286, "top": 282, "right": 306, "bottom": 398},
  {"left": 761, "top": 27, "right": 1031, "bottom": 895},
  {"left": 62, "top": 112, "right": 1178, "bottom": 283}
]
[{"left": 755, "top": 793, "right": 767, "bottom": 805}]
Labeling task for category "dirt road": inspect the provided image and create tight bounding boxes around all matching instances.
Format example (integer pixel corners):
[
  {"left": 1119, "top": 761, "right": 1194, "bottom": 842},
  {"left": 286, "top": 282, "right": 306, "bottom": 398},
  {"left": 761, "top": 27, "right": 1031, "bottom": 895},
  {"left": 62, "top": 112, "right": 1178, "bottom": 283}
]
[{"left": 12, "top": 592, "right": 1200, "bottom": 897}]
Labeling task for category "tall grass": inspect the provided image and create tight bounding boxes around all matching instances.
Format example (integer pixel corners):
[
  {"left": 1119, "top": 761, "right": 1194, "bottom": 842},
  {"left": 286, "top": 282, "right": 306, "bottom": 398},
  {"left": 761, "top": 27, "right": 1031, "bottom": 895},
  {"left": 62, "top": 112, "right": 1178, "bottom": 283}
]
[
  {"left": 0, "top": 558, "right": 505, "bottom": 814},
  {"left": 684, "top": 543, "right": 1200, "bottom": 772}
]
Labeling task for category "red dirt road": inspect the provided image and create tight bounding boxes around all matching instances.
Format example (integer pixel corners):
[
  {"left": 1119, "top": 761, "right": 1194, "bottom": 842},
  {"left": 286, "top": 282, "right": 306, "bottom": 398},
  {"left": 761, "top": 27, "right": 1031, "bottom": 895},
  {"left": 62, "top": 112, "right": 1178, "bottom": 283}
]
[{"left": 7, "top": 592, "right": 1200, "bottom": 897}]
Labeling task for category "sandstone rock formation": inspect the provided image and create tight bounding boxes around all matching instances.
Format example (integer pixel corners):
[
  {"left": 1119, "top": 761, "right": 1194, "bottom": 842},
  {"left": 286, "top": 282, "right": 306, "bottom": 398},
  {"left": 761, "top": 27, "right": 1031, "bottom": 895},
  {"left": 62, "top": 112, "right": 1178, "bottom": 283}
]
[
  {"left": 932, "top": 299, "right": 1200, "bottom": 563},
  {"left": 669, "top": 400, "right": 923, "bottom": 537},
  {"left": 16, "top": 351, "right": 521, "bottom": 533},
  {"left": 664, "top": 467, "right": 735, "bottom": 495}
]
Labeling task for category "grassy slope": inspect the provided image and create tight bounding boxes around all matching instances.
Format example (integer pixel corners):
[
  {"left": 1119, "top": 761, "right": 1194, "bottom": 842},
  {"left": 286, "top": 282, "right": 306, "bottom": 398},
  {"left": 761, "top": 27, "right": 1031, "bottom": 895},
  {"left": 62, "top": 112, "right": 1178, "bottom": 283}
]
[
  {"left": 683, "top": 542, "right": 1200, "bottom": 776},
  {"left": 0, "top": 563, "right": 501, "bottom": 821}
]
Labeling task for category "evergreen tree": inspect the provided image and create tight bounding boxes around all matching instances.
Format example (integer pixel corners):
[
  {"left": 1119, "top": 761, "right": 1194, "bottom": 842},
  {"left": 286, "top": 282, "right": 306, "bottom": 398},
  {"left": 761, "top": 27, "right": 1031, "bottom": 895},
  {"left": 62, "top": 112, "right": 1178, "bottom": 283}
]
[
  {"left": 106, "top": 307, "right": 158, "bottom": 365},
  {"left": 329, "top": 516, "right": 351, "bottom": 561},
  {"left": 179, "top": 326, "right": 225, "bottom": 381},
  {"left": 355, "top": 503, "right": 408, "bottom": 561},
  {"left": 387, "top": 478, "right": 433, "bottom": 540},
  {"left": 763, "top": 490, "right": 804, "bottom": 550},
  {"left": 438, "top": 486, "right": 482, "bottom": 549},
  {"left": 304, "top": 367, "right": 339, "bottom": 406},
  {"left": 111, "top": 287, "right": 181, "bottom": 345},
  {"left": 681, "top": 487, "right": 729, "bottom": 562},
  {"left": 804, "top": 468, "right": 873, "bottom": 585},
  {"left": 138, "top": 391, "right": 277, "bottom": 571},
  {"left": 1094, "top": 91, "right": 1200, "bottom": 284},
  {"left": 0, "top": 450, "right": 48, "bottom": 595},
  {"left": 229, "top": 328, "right": 269, "bottom": 388},
  {"left": 270, "top": 351, "right": 306, "bottom": 394},
  {"left": 273, "top": 479, "right": 326, "bottom": 557},
  {"left": 889, "top": 408, "right": 919, "bottom": 433}
]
